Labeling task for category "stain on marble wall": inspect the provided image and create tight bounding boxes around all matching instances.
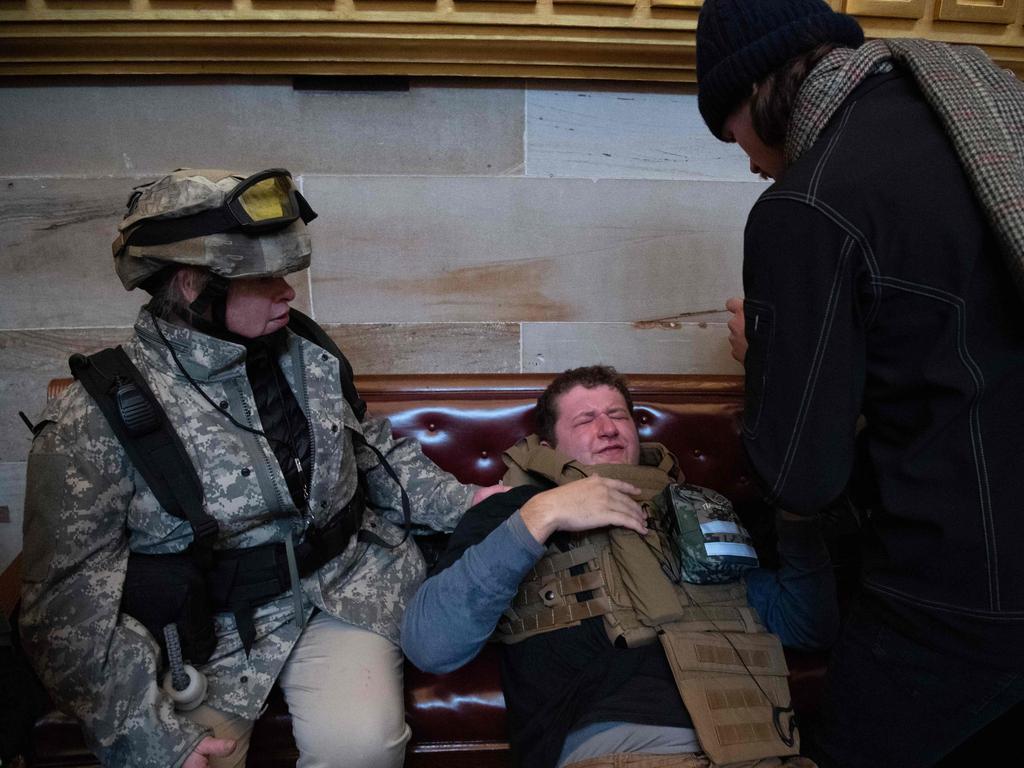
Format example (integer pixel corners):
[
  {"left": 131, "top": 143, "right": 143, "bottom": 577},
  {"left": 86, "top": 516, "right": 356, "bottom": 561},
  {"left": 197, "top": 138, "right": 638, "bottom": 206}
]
[{"left": 306, "top": 175, "right": 760, "bottom": 325}]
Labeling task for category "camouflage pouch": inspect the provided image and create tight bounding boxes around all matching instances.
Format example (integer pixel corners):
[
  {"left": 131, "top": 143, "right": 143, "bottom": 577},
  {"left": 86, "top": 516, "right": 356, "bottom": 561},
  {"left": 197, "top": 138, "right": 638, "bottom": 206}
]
[{"left": 661, "top": 483, "right": 759, "bottom": 585}]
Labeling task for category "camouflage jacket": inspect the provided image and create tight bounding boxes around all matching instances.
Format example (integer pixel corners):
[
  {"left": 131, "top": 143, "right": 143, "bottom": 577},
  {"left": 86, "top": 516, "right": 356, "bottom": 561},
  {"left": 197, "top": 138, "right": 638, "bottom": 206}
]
[{"left": 19, "top": 309, "right": 475, "bottom": 768}]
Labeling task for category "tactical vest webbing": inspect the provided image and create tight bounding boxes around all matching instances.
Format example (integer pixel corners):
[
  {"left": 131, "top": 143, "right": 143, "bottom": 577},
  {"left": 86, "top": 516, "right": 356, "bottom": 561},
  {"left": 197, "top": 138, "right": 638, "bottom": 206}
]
[
  {"left": 495, "top": 438, "right": 800, "bottom": 767},
  {"left": 69, "top": 310, "right": 412, "bottom": 657}
]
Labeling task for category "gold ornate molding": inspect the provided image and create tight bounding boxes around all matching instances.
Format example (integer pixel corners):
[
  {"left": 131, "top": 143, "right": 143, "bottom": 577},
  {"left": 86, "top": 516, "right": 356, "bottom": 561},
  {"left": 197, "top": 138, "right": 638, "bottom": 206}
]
[{"left": 0, "top": 0, "right": 1021, "bottom": 79}]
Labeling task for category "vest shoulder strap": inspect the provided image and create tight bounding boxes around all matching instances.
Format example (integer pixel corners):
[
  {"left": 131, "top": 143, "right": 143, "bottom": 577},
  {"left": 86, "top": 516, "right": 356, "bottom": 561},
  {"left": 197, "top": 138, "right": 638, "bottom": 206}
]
[{"left": 69, "top": 347, "right": 218, "bottom": 562}]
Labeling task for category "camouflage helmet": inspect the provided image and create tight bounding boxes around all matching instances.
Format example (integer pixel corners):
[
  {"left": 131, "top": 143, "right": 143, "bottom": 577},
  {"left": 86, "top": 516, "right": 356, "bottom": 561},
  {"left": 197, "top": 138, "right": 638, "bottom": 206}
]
[{"left": 112, "top": 168, "right": 315, "bottom": 292}]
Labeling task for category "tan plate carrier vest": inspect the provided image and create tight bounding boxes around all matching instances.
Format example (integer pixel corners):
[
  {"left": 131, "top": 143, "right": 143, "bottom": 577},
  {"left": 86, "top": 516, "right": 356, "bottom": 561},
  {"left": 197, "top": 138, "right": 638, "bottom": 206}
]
[{"left": 495, "top": 438, "right": 801, "bottom": 768}]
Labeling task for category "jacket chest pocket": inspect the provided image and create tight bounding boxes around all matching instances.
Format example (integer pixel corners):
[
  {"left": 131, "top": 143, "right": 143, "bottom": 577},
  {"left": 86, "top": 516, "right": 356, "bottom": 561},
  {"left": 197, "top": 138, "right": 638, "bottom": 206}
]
[{"left": 741, "top": 299, "right": 775, "bottom": 439}]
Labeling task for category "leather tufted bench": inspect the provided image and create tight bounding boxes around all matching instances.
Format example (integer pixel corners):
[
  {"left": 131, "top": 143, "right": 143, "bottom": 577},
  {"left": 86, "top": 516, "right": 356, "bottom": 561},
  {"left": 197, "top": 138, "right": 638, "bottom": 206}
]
[{"left": 3, "top": 373, "right": 830, "bottom": 767}]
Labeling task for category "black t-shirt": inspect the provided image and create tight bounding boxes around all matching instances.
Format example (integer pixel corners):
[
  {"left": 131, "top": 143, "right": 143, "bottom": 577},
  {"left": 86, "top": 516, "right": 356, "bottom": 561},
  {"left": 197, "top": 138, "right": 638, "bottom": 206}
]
[{"left": 431, "top": 486, "right": 690, "bottom": 768}]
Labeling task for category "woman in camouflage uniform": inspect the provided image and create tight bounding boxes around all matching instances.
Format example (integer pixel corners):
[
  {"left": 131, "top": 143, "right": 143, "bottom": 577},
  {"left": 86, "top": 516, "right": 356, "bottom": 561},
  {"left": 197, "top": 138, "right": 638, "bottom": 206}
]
[{"left": 19, "top": 169, "right": 491, "bottom": 768}]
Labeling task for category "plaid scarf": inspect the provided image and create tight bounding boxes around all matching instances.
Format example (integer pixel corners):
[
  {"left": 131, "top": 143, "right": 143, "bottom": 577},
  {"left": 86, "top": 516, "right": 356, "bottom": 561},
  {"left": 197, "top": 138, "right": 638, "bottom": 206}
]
[{"left": 787, "top": 39, "right": 1024, "bottom": 303}]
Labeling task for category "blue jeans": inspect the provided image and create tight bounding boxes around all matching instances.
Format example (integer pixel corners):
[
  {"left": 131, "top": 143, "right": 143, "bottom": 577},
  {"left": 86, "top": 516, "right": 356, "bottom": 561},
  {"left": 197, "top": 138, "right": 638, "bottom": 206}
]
[{"left": 803, "top": 599, "right": 1024, "bottom": 768}]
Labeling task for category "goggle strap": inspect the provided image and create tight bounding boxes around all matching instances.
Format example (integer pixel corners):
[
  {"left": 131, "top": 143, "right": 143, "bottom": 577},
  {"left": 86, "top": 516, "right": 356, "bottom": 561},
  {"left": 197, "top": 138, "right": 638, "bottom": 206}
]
[
  {"left": 212, "top": 291, "right": 228, "bottom": 328},
  {"left": 120, "top": 207, "right": 239, "bottom": 252},
  {"left": 116, "top": 194, "right": 315, "bottom": 256},
  {"left": 296, "top": 193, "right": 318, "bottom": 225}
]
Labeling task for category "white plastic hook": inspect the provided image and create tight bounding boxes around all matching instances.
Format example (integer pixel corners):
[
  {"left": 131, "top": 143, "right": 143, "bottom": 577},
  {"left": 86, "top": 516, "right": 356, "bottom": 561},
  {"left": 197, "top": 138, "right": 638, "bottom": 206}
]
[{"left": 162, "top": 665, "right": 208, "bottom": 712}]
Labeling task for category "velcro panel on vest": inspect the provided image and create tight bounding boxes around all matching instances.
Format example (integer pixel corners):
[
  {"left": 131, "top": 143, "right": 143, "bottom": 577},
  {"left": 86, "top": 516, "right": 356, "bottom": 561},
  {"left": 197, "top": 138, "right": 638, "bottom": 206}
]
[
  {"left": 662, "top": 605, "right": 765, "bottom": 635},
  {"left": 608, "top": 527, "right": 685, "bottom": 626},
  {"left": 659, "top": 631, "right": 799, "bottom": 766},
  {"left": 599, "top": 543, "right": 658, "bottom": 648},
  {"left": 677, "top": 580, "right": 749, "bottom": 606},
  {"left": 669, "top": 582, "right": 766, "bottom": 635}
]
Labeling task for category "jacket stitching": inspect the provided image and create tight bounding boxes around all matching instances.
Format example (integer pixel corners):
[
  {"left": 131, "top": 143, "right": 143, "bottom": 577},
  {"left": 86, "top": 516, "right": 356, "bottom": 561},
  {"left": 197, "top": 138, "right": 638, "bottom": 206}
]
[
  {"left": 808, "top": 101, "right": 857, "bottom": 204},
  {"left": 757, "top": 191, "right": 882, "bottom": 322},
  {"left": 864, "top": 580, "right": 1022, "bottom": 619},
  {"left": 772, "top": 235, "right": 854, "bottom": 501},
  {"left": 870, "top": 275, "right": 997, "bottom": 610}
]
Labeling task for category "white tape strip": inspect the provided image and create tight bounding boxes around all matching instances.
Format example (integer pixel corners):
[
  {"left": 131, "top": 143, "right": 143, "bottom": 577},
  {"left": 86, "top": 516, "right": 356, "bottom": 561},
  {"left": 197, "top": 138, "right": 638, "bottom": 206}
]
[
  {"left": 704, "top": 541, "right": 758, "bottom": 560},
  {"left": 700, "top": 520, "right": 742, "bottom": 535}
]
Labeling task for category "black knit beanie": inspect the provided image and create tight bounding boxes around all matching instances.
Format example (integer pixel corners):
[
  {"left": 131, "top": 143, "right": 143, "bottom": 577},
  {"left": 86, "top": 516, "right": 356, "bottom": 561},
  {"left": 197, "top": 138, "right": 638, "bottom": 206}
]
[{"left": 697, "top": 0, "right": 864, "bottom": 140}]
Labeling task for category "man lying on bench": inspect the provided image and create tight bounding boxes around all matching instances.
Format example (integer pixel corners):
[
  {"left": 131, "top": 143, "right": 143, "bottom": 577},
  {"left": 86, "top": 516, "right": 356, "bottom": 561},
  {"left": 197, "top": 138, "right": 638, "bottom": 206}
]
[{"left": 402, "top": 365, "right": 839, "bottom": 768}]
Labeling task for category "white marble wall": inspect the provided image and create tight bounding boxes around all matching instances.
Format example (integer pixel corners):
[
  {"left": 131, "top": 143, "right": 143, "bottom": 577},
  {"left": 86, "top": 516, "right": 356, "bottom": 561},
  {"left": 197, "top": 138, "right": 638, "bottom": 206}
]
[
  {"left": 0, "top": 77, "right": 764, "bottom": 569},
  {"left": 525, "top": 87, "right": 755, "bottom": 182}
]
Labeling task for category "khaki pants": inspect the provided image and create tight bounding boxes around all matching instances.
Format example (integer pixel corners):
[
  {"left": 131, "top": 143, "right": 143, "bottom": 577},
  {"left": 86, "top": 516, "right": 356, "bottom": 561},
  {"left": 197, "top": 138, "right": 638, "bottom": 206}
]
[
  {"left": 564, "top": 755, "right": 817, "bottom": 768},
  {"left": 186, "top": 612, "right": 411, "bottom": 768}
]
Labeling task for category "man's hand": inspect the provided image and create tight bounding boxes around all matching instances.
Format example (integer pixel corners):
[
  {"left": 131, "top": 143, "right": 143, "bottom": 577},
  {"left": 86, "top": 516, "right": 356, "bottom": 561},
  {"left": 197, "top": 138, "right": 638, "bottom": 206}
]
[
  {"left": 183, "top": 737, "right": 236, "bottom": 768},
  {"left": 519, "top": 475, "right": 647, "bottom": 544},
  {"left": 726, "top": 296, "right": 748, "bottom": 365},
  {"left": 471, "top": 483, "right": 514, "bottom": 507}
]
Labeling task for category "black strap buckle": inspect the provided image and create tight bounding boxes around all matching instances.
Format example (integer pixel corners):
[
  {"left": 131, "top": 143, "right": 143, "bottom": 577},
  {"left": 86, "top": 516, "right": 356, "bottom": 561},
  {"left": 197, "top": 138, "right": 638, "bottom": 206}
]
[
  {"left": 193, "top": 516, "right": 220, "bottom": 545},
  {"left": 191, "top": 518, "right": 220, "bottom": 568}
]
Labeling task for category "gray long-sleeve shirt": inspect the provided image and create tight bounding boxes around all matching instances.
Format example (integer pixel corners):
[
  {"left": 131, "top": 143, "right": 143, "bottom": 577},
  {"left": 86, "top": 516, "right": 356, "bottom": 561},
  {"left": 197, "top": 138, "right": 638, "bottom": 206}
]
[{"left": 402, "top": 488, "right": 839, "bottom": 673}]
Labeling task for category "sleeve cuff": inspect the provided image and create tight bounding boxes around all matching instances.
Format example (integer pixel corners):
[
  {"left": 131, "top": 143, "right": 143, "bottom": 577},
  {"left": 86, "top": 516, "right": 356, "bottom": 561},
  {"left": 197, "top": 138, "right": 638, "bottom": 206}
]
[{"left": 507, "top": 511, "right": 548, "bottom": 559}]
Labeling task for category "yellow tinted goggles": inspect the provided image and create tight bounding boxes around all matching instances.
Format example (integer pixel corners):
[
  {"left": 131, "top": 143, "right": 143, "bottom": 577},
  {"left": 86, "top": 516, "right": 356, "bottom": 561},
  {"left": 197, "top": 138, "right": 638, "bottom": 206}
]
[{"left": 226, "top": 169, "right": 305, "bottom": 230}]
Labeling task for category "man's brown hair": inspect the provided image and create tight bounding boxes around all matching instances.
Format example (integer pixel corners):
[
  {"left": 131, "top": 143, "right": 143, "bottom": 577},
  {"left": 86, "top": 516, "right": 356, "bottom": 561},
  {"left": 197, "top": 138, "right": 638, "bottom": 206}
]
[
  {"left": 535, "top": 365, "right": 635, "bottom": 445},
  {"left": 749, "top": 43, "right": 839, "bottom": 150}
]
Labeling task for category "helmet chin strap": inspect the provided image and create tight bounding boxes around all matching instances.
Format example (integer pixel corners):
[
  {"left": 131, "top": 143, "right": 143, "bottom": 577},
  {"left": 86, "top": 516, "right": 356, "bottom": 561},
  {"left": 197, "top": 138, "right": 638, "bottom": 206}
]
[
  {"left": 172, "top": 273, "right": 262, "bottom": 346},
  {"left": 185, "top": 274, "right": 230, "bottom": 330}
]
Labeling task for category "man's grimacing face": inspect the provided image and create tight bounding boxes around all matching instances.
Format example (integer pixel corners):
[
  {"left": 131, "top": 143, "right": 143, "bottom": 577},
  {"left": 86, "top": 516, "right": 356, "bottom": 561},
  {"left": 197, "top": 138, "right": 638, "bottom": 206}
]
[{"left": 548, "top": 384, "right": 641, "bottom": 466}]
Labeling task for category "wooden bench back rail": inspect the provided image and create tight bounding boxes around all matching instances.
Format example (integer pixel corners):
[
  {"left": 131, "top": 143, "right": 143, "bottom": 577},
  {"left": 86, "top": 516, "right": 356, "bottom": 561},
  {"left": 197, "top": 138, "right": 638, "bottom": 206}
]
[{"left": 47, "top": 373, "right": 756, "bottom": 503}]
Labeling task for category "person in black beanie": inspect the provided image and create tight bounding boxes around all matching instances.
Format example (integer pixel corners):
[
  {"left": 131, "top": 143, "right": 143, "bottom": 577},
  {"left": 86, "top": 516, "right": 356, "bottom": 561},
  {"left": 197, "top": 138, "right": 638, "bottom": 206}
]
[{"left": 695, "top": 1, "right": 1024, "bottom": 767}]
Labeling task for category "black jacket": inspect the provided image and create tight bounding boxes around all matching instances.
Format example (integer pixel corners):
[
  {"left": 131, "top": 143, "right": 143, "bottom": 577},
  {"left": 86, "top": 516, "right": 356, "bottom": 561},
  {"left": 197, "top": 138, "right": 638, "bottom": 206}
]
[{"left": 741, "top": 70, "right": 1024, "bottom": 662}]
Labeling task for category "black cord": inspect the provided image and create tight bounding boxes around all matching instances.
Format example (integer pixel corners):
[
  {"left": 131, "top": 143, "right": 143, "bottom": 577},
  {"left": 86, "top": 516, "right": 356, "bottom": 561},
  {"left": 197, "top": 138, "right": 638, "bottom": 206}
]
[
  {"left": 152, "top": 312, "right": 320, "bottom": 519},
  {"left": 639, "top": 501, "right": 797, "bottom": 747},
  {"left": 640, "top": 509, "right": 682, "bottom": 584},
  {"left": 149, "top": 310, "right": 299, "bottom": 456},
  {"left": 151, "top": 310, "right": 418, "bottom": 553},
  {"left": 676, "top": 579, "right": 796, "bottom": 746}
]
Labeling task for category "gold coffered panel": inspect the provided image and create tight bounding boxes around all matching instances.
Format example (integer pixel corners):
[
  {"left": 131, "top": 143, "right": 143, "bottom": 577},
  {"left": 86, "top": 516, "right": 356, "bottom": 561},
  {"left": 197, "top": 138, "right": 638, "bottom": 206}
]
[
  {"left": 0, "top": 0, "right": 1021, "bottom": 79},
  {"left": 845, "top": 0, "right": 926, "bottom": 19},
  {"left": 936, "top": 0, "right": 1019, "bottom": 25}
]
